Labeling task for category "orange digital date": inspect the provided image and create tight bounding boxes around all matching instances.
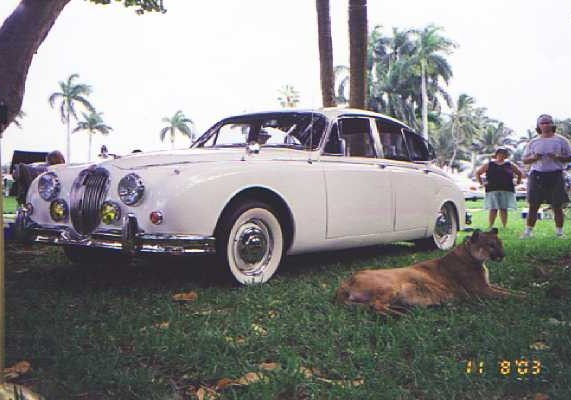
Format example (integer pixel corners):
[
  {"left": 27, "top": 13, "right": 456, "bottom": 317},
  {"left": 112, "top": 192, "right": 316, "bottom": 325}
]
[{"left": 465, "top": 358, "right": 542, "bottom": 376}]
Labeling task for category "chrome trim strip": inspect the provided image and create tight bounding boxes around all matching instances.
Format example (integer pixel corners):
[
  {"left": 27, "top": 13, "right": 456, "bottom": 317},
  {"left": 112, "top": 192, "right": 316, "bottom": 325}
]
[{"left": 17, "top": 214, "right": 216, "bottom": 255}]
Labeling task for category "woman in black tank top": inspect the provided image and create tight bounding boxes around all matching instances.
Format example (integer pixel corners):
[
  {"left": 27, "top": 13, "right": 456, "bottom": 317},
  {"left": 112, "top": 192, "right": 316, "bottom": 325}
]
[{"left": 475, "top": 148, "right": 524, "bottom": 228}]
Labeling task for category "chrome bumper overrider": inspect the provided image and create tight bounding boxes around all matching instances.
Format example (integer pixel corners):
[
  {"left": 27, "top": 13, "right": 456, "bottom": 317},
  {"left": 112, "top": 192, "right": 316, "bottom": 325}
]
[{"left": 15, "top": 209, "right": 216, "bottom": 255}]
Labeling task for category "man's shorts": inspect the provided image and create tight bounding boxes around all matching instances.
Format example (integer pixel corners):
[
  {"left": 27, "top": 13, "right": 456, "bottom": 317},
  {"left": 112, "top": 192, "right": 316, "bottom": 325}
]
[{"left": 527, "top": 170, "right": 569, "bottom": 207}]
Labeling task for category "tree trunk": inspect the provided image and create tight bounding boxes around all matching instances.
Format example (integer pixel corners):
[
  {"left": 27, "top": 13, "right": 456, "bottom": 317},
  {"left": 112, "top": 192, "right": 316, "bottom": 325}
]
[
  {"left": 66, "top": 106, "right": 71, "bottom": 162},
  {"left": 88, "top": 131, "right": 93, "bottom": 162},
  {"left": 0, "top": 0, "right": 71, "bottom": 134},
  {"left": 316, "top": 0, "right": 336, "bottom": 108},
  {"left": 420, "top": 61, "right": 429, "bottom": 140},
  {"left": 348, "top": 0, "right": 367, "bottom": 110}
]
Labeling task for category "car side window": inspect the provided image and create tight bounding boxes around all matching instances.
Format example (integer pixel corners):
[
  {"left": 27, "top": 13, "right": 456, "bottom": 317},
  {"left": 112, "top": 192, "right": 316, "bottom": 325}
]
[
  {"left": 323, "top": 123, "right": 345, "bottom": 155},
  {"left": 376, "top": 119, "right": 409, "bottom": 161},
  {"left": 338, "top": 118, "right": 376, "bottom": 158},
  {"left": 403, "top": 130, "right": 430, "bottom": 161}
]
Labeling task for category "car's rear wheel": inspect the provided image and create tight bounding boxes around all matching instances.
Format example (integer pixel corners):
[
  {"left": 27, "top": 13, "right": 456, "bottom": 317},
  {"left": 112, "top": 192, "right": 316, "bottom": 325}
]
[
  {"left": 215, "top": 201, "right": 284, "bottom": 285},
  {"left": 415, "top": 203, "right": 458, "bottom": 251}
]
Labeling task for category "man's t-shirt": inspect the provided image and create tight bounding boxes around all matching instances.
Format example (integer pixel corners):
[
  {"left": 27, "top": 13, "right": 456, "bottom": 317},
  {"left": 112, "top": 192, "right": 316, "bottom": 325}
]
[{"left": 523, "top": 135, "right": 571, "bottom": 172}]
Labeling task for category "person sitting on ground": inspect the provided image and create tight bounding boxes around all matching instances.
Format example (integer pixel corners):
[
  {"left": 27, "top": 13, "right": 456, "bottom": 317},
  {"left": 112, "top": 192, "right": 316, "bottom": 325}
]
[{"left": 476, "top": 147, "right": 524, "bottom": 229}]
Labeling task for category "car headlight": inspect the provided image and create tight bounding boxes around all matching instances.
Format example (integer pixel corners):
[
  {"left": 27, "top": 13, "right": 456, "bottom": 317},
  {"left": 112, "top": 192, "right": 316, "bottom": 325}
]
[
  {"left": 38, "top": 172, "right": 61, "bottom": 201},
  {"left": 118, "top": 173, "right": 145, "bottom": 205}
]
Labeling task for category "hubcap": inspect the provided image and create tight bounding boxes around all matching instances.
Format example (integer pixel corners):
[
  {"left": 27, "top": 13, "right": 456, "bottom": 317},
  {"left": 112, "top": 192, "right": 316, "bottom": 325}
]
[
  {"left": 233, "top": 219, "right": 273, "bottom": 275},
  {"left": 434, "top": 207, "right": 453, "bottom": 245}
]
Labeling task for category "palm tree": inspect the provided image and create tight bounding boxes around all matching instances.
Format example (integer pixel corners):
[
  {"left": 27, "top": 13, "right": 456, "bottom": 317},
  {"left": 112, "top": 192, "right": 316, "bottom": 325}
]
[
  {"left": 49, "top": 73, "right": 95, "bottom": 162},
  {"left": 316, "top": 0, "right": 336, "bottom": 108},
  {"left": 73, "top": 111, "right": 113, "bottom": 161},
  {"left": 277, "top": 85, "right": 300, "bottom": 108},
  {"left": 410, "top": 25, "right": 456, "bottom": 139},
  {"left": 160, "top": 110, "right": 195, "bottom": 149},
  {"left": 348, "top": 0, "right": 368, "bottom": 109},
  {"left": 442, "top": 94, "right": 480, "bottom": 166}
]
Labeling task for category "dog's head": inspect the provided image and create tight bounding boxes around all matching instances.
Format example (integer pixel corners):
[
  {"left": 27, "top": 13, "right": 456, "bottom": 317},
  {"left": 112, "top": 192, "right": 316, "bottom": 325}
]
[{"left": 465, "top": 228, "right": 505, "bottom": 262}]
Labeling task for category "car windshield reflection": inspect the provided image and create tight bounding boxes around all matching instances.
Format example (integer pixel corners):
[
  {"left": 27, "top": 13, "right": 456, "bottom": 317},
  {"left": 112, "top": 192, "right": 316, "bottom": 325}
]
[{"left": 194, "top": 112, "right": 327, "bottom": 150}]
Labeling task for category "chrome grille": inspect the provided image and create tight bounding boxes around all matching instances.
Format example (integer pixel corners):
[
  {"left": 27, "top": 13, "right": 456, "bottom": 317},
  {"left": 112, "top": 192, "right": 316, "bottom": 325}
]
[{"left": 70, "top": 168, "right": 110, "bottom": 235}]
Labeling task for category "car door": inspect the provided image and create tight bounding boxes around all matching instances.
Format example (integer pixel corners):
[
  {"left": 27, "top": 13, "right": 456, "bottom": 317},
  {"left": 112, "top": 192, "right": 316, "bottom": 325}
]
[
  {"left": 321, "top": 118, "right": 393, "bottom": 239},
  {"left": 376, "top": 119, "right": 434, "bottom": 232}
]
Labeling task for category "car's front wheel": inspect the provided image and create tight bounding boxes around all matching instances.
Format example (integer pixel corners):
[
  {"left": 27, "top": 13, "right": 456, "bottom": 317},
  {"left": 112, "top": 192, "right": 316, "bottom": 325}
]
[
  {"left": 216, "top": 201, "right": 284, "bottom": 285},
  {"left": 415, "top": 203, "right": 458, "bottom": 251}
]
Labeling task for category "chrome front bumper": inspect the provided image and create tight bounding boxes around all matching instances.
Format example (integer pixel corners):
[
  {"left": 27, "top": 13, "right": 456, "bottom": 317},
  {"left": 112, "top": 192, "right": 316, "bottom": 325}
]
[{"left": 15, "top": 209, "right": 216, "bottom": 255}]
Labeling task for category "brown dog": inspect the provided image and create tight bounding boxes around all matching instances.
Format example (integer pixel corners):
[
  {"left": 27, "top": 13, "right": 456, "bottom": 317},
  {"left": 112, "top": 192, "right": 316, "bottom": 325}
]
[{"left": 335, "top": 229, "right": 525, "bottom": 316}]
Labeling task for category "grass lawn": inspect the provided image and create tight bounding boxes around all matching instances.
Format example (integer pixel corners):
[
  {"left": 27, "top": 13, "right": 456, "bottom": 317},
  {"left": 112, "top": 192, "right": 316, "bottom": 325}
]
[
  {"left": 4, "top": 205, "right": 571, "bottom": 399},
  {"left": 2, "top": 196, "right": 18, "bottom": 214}
]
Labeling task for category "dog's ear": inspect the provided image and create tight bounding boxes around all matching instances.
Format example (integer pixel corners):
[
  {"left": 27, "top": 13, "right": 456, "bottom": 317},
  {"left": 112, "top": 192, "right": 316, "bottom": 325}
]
[
  {"left": 470, "top": 229, "right": 481, "bottom": 242},
  {"left": 490, "top": 227, "right": 498, "bottom": 235}
]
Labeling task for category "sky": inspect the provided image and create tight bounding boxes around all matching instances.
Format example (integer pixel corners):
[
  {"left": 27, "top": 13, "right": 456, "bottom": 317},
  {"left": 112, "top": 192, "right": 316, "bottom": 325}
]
[{"left": 1, "top": 0, "right": 570, "bottom": 164}]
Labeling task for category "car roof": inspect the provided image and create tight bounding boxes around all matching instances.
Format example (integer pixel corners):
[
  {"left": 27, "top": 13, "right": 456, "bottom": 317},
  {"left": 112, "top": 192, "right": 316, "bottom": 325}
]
[{"left": 221, "top": 108, "right": 415, "bottom": 132}]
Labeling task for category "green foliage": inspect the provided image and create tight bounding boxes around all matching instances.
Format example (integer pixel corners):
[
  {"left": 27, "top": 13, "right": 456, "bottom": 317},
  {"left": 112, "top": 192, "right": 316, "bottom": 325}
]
[
  {"left": 160, "top": 110, "right": 195, "bottom": 148},
  {"left": 87, "top": 0, "right": 166, "bottom": 15}
]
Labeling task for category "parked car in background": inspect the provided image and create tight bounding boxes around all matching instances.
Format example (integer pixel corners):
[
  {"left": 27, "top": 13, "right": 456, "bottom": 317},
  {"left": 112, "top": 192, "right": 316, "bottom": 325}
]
[
  {"left": 451, "top": 174, "right": 484, "bottom": 201},
  {"left": 515, "top": 180, "right": 528, "bottom": 200},
  {"left": 16, "top": 109, "right": 467, "bottom": 285}
]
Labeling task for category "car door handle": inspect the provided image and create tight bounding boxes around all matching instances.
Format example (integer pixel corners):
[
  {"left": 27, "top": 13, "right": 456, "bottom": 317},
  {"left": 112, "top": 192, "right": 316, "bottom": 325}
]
[
  {"left": 378, "top": 164, "right": 386, "bottom": 169},
  {"left": 422, "top": 169, "right": 430, "bottom": 174}
]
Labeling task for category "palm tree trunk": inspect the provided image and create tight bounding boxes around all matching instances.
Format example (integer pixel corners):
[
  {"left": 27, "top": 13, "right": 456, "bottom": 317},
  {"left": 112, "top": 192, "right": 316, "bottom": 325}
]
[
  {"left": 420, "top": 61, "right": 429, "bottom": 140},
  {"left": 66, "top": 109, "right": 71, "bottom": 162},
  {"left": 171, "top": 129, "right": 175, "bottom": 150},
  {"left": 316, "top": 0, "right": 336, "bottom": 108},
  {"left": 348, "top": 0, "right": 368, "bottom": 109},
  {"left": 88, "top": 131, "right": 93, "bottom": 162},
  {"left": 0, "top": 0, "right": 71, "bottom": 134}
]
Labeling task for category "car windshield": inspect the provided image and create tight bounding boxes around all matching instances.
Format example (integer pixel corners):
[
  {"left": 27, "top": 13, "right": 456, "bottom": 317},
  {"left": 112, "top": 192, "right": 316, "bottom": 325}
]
[{"left": 194, "top": 112, "right": 327, "bottom": 150}]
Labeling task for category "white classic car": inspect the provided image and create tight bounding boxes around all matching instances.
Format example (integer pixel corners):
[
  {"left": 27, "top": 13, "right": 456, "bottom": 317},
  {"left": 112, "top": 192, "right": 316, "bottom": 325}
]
[{"left": 16, "top": 109, "right": 467, "bottom": 284}]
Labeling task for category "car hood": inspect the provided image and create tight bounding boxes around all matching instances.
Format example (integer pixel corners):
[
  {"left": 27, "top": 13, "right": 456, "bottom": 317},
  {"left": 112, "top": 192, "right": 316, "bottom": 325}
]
[{"left": 106, "top": 147, "right": 314, "bottom": 170}]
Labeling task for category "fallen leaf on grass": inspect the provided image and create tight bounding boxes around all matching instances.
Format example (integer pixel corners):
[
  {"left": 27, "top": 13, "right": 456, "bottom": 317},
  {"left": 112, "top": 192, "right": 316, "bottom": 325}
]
[
  {"left": 195, "top": 386, "right": 219, "bottom": 400},
  {"left": 315, "top": 377, "right": 365, "bottom": 388},
  {"left": 215, "top": 372, "right": 266, "bottom": 390},
  {"left": 533, "top": 393, "right": 549, "bottom": 400},
  {"left": 259, "top": 362, "right": 280, "bottom": 371},
  {"left": 172, "top": 291, "right": 198, "bottom": 302},
  {"left": 3, "top": 361, "right": 31, "bottom": 380},
  {"left": 251, "top": 323, "right": 268, "bottom": 336},
  {"left": 267, "top": 310, "right": 279, "bottom": 319},
  {"left": 529, "top": 341, "right": 550, "bottom": 351}
]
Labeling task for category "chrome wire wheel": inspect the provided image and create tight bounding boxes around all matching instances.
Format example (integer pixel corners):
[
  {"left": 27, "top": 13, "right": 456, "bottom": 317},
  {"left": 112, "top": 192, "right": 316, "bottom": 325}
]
[
  {"left": 432, "top": 203, "right": 457, "bottom": 250},
  {"left": 223, "top": 204, "right": 284, "bottom": 285}
]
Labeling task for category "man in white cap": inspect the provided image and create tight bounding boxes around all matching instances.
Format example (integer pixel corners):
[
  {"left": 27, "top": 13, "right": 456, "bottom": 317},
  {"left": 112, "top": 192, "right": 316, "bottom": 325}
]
[{"left": 521, "top": 114, "right": 571, "bottom": 238}]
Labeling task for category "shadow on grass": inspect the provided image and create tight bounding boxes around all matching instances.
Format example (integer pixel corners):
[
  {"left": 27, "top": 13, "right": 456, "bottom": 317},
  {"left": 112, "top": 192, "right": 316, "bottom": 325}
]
[{"left": 5, "top": 241, "right": 427, "bottom": 293}]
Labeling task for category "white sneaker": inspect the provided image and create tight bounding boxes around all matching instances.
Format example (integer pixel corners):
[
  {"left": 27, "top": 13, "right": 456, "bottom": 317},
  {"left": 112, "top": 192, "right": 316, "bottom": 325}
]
[
  {"left": 556, "top": 232, "right": 567, "bottom": 239},
  {"left": 520, "top": 231, "right": 534, "bottom": 239}
]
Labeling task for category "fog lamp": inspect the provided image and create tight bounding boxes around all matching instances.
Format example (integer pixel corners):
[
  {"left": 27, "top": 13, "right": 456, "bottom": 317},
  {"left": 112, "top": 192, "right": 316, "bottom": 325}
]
[
  {"left": 150, "top": 211, "right": 163, "bottom": 225},
  {"left": 101, "top": 201, "right": 121, "bottom": 225},
  {"left": 50, "top": 199, "right": 68, "bottom": 222}
]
